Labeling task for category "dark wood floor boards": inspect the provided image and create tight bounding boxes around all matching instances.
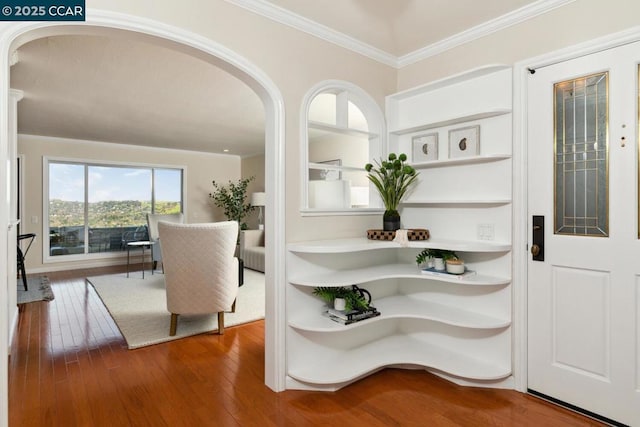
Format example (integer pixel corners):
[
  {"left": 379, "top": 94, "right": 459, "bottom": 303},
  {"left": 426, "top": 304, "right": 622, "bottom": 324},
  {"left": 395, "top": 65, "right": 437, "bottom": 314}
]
[{"left": 8, "top": 265, "right": 605, "bottom": 427}]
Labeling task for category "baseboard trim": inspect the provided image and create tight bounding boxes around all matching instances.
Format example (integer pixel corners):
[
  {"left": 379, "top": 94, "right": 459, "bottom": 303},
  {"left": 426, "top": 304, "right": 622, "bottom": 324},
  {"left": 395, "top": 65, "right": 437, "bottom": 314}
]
[{"left": 527, "top": 389, "right": 628, "bottom": 427}]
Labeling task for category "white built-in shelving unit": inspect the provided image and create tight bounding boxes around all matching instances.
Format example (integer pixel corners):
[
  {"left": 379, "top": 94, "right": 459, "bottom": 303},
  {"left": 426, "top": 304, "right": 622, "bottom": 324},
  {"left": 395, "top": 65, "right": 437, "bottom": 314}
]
[{"left": 286, "top": 65, "right": 514, "bottom": 391}]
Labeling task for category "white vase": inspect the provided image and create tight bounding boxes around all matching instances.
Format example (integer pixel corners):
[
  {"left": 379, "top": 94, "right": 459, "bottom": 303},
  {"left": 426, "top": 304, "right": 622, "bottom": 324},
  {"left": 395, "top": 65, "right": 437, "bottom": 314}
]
[
  {"left": 333, "top": 297, "right": 346, "bottom": 311},
  {"left": 433, "top": 257, "right": 445, "bottom": 271}
]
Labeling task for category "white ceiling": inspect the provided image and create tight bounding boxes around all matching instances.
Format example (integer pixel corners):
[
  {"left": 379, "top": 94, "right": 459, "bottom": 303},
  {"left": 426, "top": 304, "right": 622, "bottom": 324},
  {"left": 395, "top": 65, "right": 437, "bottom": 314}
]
[{"left": 10, "top": 1, "right": 540, "bottom": 156}]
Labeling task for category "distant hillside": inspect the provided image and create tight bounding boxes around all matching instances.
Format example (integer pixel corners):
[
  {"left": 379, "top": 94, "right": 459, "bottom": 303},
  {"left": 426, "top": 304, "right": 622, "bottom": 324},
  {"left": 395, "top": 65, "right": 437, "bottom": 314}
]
[{"left": 49, "top": 200, "right": 181, "bottom": 228}]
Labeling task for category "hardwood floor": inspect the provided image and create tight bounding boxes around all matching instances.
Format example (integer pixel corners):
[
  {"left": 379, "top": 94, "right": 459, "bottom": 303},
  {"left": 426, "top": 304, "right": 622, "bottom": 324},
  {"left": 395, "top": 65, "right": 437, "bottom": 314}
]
[{"left": 9, "top": 266, "right": 605, "bottom": 426}]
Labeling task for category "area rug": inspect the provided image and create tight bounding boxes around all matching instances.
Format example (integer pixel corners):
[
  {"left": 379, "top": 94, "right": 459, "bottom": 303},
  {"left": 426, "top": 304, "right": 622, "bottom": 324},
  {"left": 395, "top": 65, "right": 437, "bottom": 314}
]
[
  {"left": 17, "top": 276, "right": 55, "bottom": 304},
  {"left": 87, "top": 269, "right": 265, "bottom": 349}
]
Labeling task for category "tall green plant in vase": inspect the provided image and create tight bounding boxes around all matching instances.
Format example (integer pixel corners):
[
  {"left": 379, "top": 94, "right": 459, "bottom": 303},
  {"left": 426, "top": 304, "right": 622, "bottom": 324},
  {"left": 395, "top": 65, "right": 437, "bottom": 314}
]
[
  {"left": 209, "top": 176, "right": 256, "bottom": 231},
  {"left": 365, "top": 153, "right": 419, "bottom": 231}
]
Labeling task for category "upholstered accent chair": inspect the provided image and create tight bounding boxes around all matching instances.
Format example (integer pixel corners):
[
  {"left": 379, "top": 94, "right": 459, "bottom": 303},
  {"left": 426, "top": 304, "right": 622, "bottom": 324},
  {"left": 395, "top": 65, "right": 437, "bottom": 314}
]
[
  {"left": 239, "top": 229, "right": 265, "bottom": 272},
  {"left": 146, "top": 213, "right": 184, "bottom": 271},
  {"left": 158, "top": 221, "right": 239, "bottom": 336}
]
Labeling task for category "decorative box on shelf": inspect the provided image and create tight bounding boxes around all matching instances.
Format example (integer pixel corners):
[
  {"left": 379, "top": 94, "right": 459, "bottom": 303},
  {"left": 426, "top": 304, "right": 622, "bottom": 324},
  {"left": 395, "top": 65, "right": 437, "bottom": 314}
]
[{"left": 366, "top": 228, "right": 430, "bottom": 241}]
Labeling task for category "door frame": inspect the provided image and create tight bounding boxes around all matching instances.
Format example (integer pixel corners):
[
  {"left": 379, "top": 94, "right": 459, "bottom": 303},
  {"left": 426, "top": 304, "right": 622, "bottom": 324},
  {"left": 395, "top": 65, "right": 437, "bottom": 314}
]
[{"left": 513, "top": 25, "right": 640, "bottom": 392}]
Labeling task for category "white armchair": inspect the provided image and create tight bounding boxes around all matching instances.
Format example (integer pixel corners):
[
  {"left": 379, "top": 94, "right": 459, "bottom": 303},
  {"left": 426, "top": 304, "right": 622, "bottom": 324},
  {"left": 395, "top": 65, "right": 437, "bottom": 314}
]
[
  {"left": 146, "top": 213, "right": 184, "bottom": 271},
  {"left": 158, "top": 221, "right": 239, "bottom": 336}
]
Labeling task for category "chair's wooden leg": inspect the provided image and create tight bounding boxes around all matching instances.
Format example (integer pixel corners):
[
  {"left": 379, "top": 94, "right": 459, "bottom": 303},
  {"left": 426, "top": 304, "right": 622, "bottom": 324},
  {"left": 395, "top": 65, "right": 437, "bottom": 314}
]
[
  {"left": 231, "top": 298, "right": 237, "bottom": 313},
  {"left": 218, "top": 312, "right": 225, "bottom": 335},
  {"left": 170, "top": 313, "right": 178, "bottom": 336}
]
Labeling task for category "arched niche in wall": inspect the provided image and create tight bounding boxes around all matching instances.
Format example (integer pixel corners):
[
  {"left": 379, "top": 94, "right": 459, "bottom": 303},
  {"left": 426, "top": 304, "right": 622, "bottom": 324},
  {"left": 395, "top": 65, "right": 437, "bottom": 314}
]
[{"left": 300, "top": 80, "right": 385, "bottom": 214}]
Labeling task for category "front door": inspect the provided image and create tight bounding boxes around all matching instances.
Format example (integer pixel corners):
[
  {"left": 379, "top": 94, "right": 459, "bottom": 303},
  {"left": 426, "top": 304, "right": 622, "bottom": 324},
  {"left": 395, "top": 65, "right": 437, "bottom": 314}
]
[{"left": 527, "top": 42, "right": 640, "bottom": 426}]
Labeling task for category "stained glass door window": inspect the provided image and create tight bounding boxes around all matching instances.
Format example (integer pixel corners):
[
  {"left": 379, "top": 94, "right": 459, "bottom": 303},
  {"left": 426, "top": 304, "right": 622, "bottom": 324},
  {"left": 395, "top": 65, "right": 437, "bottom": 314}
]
[{"left": 554, "top": 72, "right": 608, "bottom": 236}]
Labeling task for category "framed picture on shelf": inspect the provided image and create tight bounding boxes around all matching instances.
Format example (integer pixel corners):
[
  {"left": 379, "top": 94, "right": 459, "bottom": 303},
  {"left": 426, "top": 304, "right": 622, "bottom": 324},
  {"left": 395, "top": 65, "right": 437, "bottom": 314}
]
[
  {"left": 448, "top": 125, "right": 480, "bottom": 158},
  {"left": 412, "top": 133, "right": 438, "bottom": 162}
]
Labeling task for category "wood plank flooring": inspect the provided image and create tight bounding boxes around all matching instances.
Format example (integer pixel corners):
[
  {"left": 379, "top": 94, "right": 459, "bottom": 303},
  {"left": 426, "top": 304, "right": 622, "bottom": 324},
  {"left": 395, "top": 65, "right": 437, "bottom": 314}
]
[{"left": 9, "top": 265, "right": 605, "bottom": 426}]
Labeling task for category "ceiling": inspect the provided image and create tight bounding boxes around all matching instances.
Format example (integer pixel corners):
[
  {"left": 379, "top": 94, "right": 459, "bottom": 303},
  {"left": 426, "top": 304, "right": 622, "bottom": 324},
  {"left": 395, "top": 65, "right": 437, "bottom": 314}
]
[
  {"left": 264, "top": 0, "right": 536, "bottom": 57},
  {"left": 10, "top": 1, "right": 540, "bottom": 156}
]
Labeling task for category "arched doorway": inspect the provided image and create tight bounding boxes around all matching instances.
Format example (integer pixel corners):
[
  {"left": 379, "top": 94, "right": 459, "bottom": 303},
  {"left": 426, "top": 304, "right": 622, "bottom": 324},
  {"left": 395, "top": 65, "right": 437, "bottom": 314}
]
[{"left": 0, "top": 10, "right": 286, "bottom": 427}]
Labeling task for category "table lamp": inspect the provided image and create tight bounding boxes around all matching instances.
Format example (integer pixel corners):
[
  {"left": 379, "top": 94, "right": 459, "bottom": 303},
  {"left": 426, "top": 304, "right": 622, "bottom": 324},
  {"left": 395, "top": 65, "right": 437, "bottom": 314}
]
[{"left": 251, "top": 192, "right": 266, "bottom": 230}]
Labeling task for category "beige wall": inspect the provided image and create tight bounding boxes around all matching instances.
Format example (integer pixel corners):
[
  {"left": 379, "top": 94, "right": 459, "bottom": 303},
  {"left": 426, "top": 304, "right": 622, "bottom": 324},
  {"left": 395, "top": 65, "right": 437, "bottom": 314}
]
[
  {"left": 398, "top": 0, "right": 640, "bottom": 90},
  {"left": 17, "top": 0, "right": 640, "bottom": 258},
  {"left": 18, "top": 134, "right": 240, "bottom": 272},
  {"left": 82, "top": 0, "right": 396, "bottom": 244}
]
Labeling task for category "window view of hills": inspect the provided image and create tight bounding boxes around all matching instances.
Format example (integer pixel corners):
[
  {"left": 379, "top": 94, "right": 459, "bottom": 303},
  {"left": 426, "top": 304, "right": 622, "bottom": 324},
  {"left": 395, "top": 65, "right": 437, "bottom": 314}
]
[{"left": 49, "top": 200, "right": 181, "bottom": 227}]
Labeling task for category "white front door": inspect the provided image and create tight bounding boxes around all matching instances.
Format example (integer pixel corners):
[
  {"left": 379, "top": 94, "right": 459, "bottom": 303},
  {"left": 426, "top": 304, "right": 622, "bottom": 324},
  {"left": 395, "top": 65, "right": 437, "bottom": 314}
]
[{"left": 527, "top": 42, "right": 640, "bottom": 426}]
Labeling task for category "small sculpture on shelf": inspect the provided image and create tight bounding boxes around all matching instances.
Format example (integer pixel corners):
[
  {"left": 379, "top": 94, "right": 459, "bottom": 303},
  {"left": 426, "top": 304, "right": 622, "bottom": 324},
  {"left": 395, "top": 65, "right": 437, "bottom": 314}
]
[{"left": 365, "top": 153, "right": 419, "bottom": 231}]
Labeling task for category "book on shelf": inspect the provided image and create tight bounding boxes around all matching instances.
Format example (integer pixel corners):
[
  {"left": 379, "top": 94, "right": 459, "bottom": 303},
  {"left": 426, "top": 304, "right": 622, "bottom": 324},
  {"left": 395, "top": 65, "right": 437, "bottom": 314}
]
[
  {"left": 326, "top": 307, "right": 378, "bottom": 320},
  {"left": 324, "top": 307, "right": 380, "bottom": 325},
  {"left": 420, "top": 267, "right": 476, "bottom": 278}
]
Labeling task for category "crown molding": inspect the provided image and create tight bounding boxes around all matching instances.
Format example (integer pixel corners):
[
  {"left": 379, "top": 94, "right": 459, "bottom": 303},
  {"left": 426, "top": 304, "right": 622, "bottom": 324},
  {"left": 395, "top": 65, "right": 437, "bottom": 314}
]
[
  {"left": 226, "top": 0, "right": 575, "bottom": 69},
  {"left": 224, "top": 0, "right": 397, "bottom": 67},
  {"left": 398, "top": 0, "right": 576, "bottom": 67}
]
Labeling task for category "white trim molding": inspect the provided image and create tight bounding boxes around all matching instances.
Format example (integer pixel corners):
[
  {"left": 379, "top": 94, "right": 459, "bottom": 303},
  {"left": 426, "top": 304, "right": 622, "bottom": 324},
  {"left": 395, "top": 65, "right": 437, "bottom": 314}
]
[
  {"left": 224, "top": 0, "right": 397, "bottom": 67},
  {"left": 226, "top": 0, "right": 574, "bottom": 69},
  {"left": 398, "top": 0, "right": 575, "bottom": 67}
]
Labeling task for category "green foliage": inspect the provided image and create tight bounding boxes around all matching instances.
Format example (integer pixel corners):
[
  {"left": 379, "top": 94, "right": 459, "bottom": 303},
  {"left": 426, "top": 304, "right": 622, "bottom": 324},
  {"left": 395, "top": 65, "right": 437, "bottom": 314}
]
[
  {"left": 365, "top": 153, "right": 419, "bottom": 214},
  {"left": 49, "top": 200, "right": 181, "bottom": 228},
  {"left": 312, "top": 286, "right": 370, "bottom": 311},
  {"left": 209, "top": 177, "right": 256, "bottom": 230},
  {"left": 416, "top": 248, "right": 458, "bottom": 265}
]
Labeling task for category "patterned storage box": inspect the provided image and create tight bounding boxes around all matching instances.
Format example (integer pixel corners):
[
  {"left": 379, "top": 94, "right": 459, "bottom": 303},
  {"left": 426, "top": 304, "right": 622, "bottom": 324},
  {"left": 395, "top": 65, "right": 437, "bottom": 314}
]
[{"left": 367, "top": 229, "right": 430, "bottom": 241}]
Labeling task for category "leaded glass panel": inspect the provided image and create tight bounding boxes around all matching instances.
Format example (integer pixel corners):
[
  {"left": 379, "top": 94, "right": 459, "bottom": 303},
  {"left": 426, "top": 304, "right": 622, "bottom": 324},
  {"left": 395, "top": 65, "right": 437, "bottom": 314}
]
[{"left": 554, "top": 72, "right": 608, "bottom": 236}]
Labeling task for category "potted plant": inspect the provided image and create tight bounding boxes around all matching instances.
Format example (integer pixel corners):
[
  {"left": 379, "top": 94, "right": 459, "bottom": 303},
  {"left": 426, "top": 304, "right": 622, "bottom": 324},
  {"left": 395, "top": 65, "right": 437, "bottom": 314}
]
[
  {"left": 365, "top": 153, "right": 419, "bottom": 231},
  {"left": 416, "top": 248, "right": 459, "bottom": 271},
  {"left": 209, "top": 176, "right": 256, "bottom": 231},
  {"left": 312, "top": 286, "right": 371, "bottom": 312},
  {"left": 209, "top": 176, "right": 257, "bottom": 286}
]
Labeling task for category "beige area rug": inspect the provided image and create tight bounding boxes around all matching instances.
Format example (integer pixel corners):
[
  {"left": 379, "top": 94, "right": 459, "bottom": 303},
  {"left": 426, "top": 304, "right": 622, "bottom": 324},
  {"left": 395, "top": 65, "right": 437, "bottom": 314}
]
[{"left": 87, "top": 269, "right": 265, "bottom": 349}]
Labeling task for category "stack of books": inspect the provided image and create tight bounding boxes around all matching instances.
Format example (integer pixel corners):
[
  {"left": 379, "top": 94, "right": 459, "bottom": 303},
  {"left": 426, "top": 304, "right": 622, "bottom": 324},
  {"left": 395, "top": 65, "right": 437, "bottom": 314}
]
[
  {"left": 421, "top": 267, "right": 476, "bottom": 278},
  {"left": 324, "top": 307, "right": 380, "bottom": 325}
]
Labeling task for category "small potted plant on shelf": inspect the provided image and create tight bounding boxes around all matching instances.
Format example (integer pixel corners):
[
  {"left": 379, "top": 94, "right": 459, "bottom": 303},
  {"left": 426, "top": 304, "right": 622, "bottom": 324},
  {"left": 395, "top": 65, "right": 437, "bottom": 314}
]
[
  {"left": 312, "top": 286, "right": 371, "bottom": 312},
  {"left": 416, "top": 248, "right": 460, "bottom": 272},
  {"left": 365, "top": 153, "right": 419, "bottom": 231}
]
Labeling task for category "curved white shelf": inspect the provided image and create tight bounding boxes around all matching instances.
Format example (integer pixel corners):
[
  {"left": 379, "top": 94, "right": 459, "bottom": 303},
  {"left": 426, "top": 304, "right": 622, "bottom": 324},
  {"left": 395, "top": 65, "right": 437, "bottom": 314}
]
[
  {"left": 410, "top": 154, "right": 511, "bottom": 169},
  {"left": 287, "top": 334, "right": 511, "bottom": 385},
  {"left": 289, "top": 296, "right": 510, "bottom": 331},
  {"left": 388, "top": 65, "right": 511, "bottom": 100},
  {"left": 308, "top": 162, "right": 363, "bottom": 173},
  {"left": 389, "top": 109, "right": 511, "bottom": 136},
  {"left": 289, "top": 263, "right": 510, "bottom": 287},
  {"left": 308, "top": 120, "right": 378, "bottom": 138},
  {"left": 288, "top": 237, "right": 511, "bottom": 254},
  {"left": 402, "top": 199, "right": 511, "bottom": 206}
]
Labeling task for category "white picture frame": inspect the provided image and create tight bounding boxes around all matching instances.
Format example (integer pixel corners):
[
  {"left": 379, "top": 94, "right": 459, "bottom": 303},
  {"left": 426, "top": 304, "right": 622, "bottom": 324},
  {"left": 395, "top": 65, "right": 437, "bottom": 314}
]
[
  {"left": 448, "top": 125, "right": 480, "bottom": 159},
  {"left": 412, "top": 133, "right": 438, "bottom": 162}
]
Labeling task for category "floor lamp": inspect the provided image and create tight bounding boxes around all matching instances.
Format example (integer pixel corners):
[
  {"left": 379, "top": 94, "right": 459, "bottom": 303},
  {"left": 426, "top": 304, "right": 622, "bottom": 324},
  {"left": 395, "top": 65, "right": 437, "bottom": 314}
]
[{"left": 251, "top": 192, "right": 266, "bottom": 230}]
